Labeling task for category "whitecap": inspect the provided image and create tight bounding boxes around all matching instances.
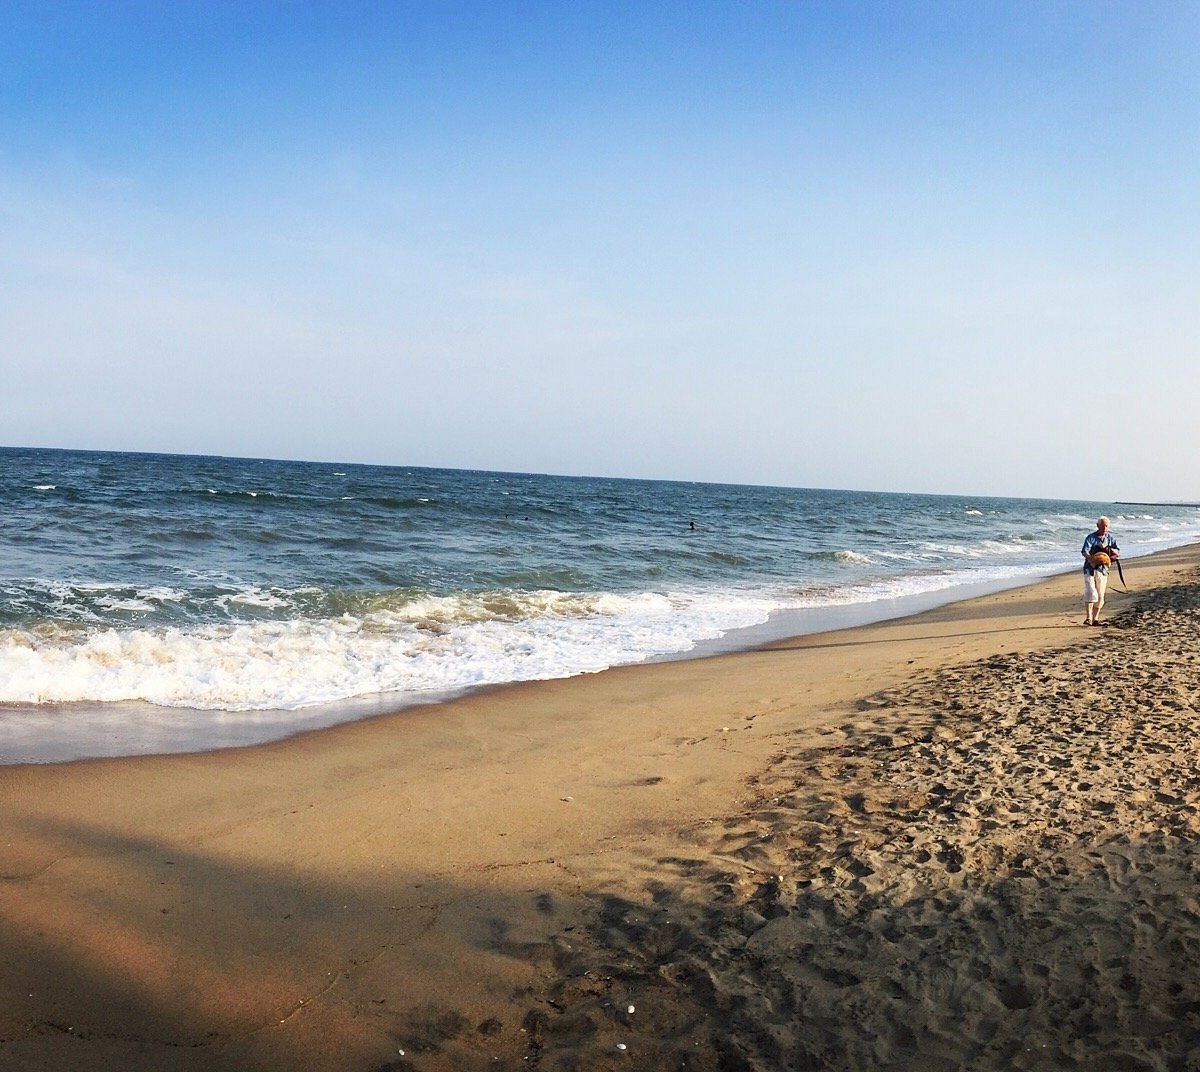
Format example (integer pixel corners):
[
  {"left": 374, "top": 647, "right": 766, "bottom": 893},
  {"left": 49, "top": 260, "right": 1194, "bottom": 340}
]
[{"left": 832, "top": 550, "right": 870, "bottom": 565}]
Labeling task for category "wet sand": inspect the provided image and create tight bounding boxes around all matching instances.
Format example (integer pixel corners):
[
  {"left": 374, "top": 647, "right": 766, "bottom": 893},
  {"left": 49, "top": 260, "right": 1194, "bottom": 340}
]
[{"left": 2, "top": 544, "right": 1198, "bottom": 1070}]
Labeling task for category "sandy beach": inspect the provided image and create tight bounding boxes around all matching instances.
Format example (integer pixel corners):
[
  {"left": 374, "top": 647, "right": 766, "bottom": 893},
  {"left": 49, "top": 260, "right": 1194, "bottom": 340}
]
[{"left": 2, "top": 543, "right": 1199, "bottom": 1071}]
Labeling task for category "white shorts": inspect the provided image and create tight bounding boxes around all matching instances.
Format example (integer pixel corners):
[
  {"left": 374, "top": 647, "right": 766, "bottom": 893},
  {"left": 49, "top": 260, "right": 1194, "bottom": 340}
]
[{"left": 1083, "top": 571, "right": 1107, "bottom": 604}]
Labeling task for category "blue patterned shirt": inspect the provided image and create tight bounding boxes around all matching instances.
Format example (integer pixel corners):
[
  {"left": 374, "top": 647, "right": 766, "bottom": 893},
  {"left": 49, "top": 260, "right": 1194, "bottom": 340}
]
[{"left": 1082, "top": 530, "right": 1119, "bottom": 575}]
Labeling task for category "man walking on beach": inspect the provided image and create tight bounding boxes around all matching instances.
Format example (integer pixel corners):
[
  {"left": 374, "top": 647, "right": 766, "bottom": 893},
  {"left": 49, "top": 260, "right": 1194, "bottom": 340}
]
[{"left": 1082, "top": 516, "right": 1119, "bottom": 625}]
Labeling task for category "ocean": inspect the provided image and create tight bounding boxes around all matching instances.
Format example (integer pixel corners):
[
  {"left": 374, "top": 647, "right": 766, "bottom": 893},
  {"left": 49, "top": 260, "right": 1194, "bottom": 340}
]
[{"left": 3, "top": 446, "right": 1199, "bottom": 763}]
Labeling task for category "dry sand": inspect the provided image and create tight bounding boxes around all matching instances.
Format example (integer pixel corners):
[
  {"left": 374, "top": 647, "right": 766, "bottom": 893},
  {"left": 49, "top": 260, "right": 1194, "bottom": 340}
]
[{"left": 2, "top": 544, "right": 1199, "bottom": 1071}]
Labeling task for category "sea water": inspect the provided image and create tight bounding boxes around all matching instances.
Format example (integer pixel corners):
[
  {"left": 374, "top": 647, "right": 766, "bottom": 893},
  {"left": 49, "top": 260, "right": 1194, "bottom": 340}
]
[{"left": 3, "top": 446, "right": 1198, "bottom": 762}]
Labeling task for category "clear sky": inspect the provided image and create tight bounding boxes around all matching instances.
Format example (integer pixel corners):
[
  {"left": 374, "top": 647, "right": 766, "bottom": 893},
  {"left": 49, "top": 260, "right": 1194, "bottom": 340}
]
[{"left": 2, "top": 2, "right": 1196, "bottom": 500}]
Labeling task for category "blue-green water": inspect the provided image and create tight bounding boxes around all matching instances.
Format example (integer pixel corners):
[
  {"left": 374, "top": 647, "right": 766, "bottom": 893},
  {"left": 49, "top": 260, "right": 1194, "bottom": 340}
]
[{"left": 3, "top": 446, "right": 1198, "bottom": 761}]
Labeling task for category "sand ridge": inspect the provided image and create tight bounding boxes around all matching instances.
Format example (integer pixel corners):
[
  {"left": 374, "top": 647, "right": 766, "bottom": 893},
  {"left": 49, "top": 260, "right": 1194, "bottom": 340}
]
[{"left": 495, "top": 566, "right": 1200, "bottom": 1071}]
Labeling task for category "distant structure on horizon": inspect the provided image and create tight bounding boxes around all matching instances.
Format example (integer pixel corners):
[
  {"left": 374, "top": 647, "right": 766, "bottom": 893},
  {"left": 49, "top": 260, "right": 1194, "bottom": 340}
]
[{"left": 1116, "top": 501, "right": 1200, "bottom": 508}]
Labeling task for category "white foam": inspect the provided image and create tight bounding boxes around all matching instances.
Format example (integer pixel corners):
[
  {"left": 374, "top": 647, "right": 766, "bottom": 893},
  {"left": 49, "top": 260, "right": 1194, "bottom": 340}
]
[
  {"left": 217, "top": 587, "right": 290, "bottom": 611},
  {"left": 0, "top": 588, "right": 778, "bottom": 711},
  {"left": 832, "top": 550, "right": 870, "bottom": 565}
]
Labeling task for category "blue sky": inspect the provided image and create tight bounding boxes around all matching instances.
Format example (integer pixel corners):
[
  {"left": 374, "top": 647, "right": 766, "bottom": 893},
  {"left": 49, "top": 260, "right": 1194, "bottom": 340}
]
[{"left": 2, "top": 2, "right": 1197, "bottom": 499}]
